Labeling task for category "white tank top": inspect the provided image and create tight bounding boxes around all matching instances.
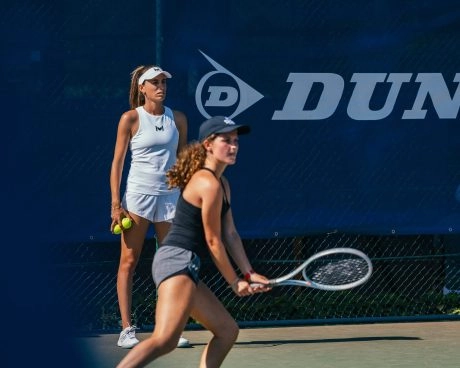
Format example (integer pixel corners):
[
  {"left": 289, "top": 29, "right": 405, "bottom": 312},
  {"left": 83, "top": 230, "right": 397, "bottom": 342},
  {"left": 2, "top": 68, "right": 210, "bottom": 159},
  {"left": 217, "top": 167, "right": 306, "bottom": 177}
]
[{"left": 126, "top": 106, "right": 179, "bottom": 195}]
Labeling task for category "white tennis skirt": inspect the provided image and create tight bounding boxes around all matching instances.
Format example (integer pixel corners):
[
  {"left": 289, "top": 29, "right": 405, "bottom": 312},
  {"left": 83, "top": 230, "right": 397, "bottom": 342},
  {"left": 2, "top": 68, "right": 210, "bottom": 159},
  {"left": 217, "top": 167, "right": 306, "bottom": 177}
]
[{"left": 122, "top": 191, "right": 179, "bottom": 223}]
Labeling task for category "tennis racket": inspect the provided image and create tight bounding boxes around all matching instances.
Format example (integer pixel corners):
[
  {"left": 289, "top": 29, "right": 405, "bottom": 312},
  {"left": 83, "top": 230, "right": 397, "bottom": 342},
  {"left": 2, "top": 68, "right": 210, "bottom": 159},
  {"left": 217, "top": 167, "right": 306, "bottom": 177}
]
[{"left": 252, "top": 247, "right": 372, "bottom": 291}]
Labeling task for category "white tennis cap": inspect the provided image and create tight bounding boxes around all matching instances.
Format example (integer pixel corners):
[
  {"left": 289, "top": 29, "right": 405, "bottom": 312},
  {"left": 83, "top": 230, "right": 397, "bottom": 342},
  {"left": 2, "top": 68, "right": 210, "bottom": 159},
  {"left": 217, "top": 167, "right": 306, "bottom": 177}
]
[{"left": 139, "top": 66, "right": 172, "bottom": 84}]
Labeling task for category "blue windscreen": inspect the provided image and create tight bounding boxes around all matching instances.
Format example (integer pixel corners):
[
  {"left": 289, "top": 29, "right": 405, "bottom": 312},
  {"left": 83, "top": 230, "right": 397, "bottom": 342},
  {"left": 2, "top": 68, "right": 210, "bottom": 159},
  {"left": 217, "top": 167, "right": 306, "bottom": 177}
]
[{"left": 4, "top": 0, "right": 459, "bottom": 243}]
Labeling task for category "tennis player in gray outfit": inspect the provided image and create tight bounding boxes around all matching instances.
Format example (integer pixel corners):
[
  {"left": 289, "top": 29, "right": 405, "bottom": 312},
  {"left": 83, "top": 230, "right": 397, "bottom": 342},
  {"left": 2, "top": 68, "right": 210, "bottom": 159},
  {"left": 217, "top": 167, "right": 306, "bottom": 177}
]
[{"left": 117, "top": 116, "right": 271, "bottom": 368}]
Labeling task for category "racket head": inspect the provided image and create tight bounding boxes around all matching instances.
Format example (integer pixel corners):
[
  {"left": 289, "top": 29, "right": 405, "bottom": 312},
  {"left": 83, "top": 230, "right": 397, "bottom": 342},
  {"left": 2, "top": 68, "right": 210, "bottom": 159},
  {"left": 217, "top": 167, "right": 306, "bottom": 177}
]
[{"left": 274, "top": 247, "right": 373, "bottom": 291}]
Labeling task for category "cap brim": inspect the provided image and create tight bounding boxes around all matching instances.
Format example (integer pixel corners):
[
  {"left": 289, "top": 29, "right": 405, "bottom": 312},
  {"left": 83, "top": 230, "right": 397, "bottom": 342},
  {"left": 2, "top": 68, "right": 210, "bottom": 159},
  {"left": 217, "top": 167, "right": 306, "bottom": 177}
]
[
  {"left": 139, "top": 68, "right": 172, "bottom": 84},
  {"left": 215, "top": 124, "right": 251, "bottom": 135},
  {"left": 149, "top": 70, "right": 172, "bottom": 79},
  {"left": 160, "top": 71, "right": 172, "bottom": 78},
  {"left": 236, "top": 125, "right": 251, "bottom": 135}
]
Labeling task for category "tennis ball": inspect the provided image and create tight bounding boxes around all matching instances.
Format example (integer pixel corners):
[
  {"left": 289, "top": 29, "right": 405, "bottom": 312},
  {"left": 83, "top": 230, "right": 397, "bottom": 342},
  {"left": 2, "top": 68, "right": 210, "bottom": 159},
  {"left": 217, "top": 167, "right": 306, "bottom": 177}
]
[
  {"left": 113, "top": 224, "right": 122, "bottom": 235},
  {"left": 122, "top": 217, "right": 132, "bottom": 229}
]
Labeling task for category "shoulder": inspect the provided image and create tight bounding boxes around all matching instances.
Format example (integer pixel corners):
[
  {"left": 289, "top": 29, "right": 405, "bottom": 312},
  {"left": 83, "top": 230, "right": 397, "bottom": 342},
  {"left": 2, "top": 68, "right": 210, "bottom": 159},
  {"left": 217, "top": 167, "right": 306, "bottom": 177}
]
[
  {"left": 183, "top": 169, "right": 221, "bottom": 204},
  {"left": 117, "top": 109, "right": 139, "bottom": 135},
  {"left": 189, "top": 169, "right": 221, "bottom": 192},
  {"left": 119, "top": 109, "right": 139, "bottom": 125}
]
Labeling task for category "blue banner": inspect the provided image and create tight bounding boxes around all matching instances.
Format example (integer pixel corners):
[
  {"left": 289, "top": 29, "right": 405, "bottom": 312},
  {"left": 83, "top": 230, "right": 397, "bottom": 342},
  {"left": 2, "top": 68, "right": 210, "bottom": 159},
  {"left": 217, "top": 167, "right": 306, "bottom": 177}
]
[{"left": 5, "top": 0, "right": 459, "bottom": 244}]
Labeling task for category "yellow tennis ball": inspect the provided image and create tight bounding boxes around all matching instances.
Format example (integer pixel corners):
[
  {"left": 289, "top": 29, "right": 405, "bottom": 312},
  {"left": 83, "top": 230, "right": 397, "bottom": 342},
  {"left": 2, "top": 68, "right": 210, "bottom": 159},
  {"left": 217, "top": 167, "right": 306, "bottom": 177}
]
[
  {"left": 122, "top": 217, "right": 132, "bottom": 229},
  {"left": 113, "top": 224, "right": 122, "bottom": 235}
]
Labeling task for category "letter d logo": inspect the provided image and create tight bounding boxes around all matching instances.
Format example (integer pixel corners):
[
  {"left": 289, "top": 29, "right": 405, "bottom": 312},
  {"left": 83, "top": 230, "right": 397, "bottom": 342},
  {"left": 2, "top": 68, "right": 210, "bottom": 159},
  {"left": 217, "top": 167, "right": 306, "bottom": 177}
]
[{"left": 196, "top": 50, "right": 264, "bottom": 119}]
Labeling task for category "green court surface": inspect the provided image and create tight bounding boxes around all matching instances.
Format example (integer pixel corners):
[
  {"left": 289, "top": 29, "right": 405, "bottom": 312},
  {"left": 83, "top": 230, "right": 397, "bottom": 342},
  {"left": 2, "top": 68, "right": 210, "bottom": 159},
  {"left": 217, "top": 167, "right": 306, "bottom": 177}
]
[{"left": 74, "top": 321, "right": 459, "bottom": 367}]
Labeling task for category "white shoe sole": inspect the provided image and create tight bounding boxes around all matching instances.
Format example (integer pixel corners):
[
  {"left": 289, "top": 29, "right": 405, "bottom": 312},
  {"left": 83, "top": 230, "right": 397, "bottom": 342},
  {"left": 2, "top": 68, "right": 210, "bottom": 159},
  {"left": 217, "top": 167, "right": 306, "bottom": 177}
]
[
  {"left": 117, "top": 337, "right": 139, "bottom": 349},
  {"left": 117, "top": 340, "right": 139, "bottom": 349},
  {"left": 177, "top": 337, "right": 190, "bottom": 348}
]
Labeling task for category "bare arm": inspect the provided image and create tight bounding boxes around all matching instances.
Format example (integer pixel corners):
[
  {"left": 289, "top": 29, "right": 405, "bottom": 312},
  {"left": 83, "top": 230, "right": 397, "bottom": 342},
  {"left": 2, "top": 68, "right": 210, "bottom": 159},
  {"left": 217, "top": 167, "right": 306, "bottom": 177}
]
[
  {"left": 220, "top": 177, "right": 270, "bottom": 285},
  {"left": 222, "top": 211, "right": 269, "bottom": 286},
  {"left": 222, "top": 178, "right": 268, "bottom": 284},
  {"left": 200, "top": 174, "right": 239, "bottom": 286},
  {"left": 183, "top": 171, "right": 268, "bottom": 295},
  {"left": 221, "top": 209, "right": 253, "bottom": 275},
  {"left": 173, "top": 110, "right": 188, "bottom": 154},
  {"left": 183, "top": 171, "right": 248, "bottom": 296},
  {"left": 109, "top": 110, "right": 137, "bottom": 229}
]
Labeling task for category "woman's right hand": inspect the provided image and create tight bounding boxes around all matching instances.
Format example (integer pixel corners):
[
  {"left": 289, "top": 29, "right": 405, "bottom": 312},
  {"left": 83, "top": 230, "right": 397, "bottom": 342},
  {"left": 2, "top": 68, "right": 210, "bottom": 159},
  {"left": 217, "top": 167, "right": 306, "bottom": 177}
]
[
  {"left": 110, "top": 206, "right": 128, "bottom": 232},
  {"left": 231, "top": 278, "right": 269, "bottom": 296}
]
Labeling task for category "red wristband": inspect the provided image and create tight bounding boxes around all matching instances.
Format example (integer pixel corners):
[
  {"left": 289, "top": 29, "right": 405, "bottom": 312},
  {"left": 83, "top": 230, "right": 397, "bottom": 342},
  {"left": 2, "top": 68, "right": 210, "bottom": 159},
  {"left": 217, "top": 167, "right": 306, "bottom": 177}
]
[{"left": 244, "top": 269, "right": 255, "bottom": 282}]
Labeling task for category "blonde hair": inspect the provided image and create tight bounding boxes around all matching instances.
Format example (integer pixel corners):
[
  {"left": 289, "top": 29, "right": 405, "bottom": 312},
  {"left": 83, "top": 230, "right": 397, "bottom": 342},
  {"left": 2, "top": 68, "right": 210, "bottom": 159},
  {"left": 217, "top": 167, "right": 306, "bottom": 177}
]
[{"left": 128, "top": 65, "right": 162, "bottom": 109}]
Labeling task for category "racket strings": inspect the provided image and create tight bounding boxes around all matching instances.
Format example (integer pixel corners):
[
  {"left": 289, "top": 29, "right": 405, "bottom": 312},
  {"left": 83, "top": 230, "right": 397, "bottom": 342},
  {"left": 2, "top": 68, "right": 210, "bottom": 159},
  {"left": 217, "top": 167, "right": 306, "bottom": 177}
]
[{"left": 306, "top": 257, "right": 369, "bottom": 286}]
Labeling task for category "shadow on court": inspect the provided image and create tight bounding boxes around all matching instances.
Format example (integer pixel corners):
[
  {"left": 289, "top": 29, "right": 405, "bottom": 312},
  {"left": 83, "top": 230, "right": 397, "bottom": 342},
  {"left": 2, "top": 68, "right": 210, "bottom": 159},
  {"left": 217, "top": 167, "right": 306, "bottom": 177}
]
[
  {"left": 231, "top": 335, "right": 421, "bottom": 346},
  {"left": 73, "top": 321, "right": 459, "bottom": 367}
]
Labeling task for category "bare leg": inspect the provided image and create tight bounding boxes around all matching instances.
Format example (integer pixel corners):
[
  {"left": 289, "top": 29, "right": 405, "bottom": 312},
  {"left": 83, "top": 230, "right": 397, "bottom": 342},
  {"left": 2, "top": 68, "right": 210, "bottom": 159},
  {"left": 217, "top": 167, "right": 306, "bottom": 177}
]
[
  {"left": 152, "top": 221, "right": 191, "bottom": 347},
  {"left": 190, "top": 282, "right": 239, "bottom": 368},
  {"left": 117, "top": 274, "right": 196, "bottom": 368},
  {"left": 117, "top": 213, "right": 150, "bottom": 329},
  {"left": 153, "top": 221, "right": 172, "bottom": 245}
]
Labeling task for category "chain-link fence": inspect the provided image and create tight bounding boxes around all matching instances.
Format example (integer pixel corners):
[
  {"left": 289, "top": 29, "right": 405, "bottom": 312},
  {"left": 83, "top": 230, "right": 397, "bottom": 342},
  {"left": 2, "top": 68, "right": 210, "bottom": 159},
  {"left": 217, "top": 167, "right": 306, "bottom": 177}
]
[{"left": 53, "top": 233, "right": 460, "bottom": 331}]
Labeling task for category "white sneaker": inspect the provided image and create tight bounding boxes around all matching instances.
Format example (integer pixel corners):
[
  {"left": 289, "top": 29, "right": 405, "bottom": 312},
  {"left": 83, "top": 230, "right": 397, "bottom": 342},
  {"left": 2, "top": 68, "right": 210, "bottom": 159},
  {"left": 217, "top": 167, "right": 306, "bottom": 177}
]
[
  {"left": 117, "top": 325, "right": 139, "bottom": 348},
  {"left": 177, "top": 336, "right": 190, "bottom": 348}
]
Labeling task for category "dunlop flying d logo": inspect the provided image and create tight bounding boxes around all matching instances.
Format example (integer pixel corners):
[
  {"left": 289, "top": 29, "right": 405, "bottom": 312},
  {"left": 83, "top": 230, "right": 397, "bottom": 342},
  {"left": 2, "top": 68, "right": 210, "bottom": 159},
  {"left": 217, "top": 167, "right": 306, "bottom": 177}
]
[
  {"left": 195, "top": 50, "right": 264, "bottom": 119},
  {"left": 196, "top": 50, "right": 460, "bottom": 120}
]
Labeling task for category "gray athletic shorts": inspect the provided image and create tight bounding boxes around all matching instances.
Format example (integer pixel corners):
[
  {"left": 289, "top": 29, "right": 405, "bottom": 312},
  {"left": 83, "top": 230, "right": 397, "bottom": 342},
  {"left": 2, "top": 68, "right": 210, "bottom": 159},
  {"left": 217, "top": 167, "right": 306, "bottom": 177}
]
[
  {"left": 152, "top": 246, "right": 201, "bottom": 287},
  {"left": 122, "top": 191, "right": 179, "bottom": 223}
]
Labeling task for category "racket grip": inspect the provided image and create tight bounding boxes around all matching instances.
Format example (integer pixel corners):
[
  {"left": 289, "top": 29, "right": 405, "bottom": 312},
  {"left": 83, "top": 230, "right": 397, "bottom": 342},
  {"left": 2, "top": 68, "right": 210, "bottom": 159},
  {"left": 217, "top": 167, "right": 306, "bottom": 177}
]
[{"left": 250, "top": 282, "right": 273, "bottom": 288}]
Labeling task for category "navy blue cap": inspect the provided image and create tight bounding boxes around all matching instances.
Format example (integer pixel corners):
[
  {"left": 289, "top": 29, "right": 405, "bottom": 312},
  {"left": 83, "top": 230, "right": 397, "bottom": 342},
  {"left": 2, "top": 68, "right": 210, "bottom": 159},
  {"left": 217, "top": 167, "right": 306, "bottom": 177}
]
[{"left": 198, "top": 116, "right": 251, "bottom": 141}]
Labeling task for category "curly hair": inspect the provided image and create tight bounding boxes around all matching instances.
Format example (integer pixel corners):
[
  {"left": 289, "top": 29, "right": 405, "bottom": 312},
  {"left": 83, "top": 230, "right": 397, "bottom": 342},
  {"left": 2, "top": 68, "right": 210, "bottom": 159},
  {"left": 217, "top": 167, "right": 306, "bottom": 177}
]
[{"left": 166, "top": 141, "right": 208, "bottom": 190}]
